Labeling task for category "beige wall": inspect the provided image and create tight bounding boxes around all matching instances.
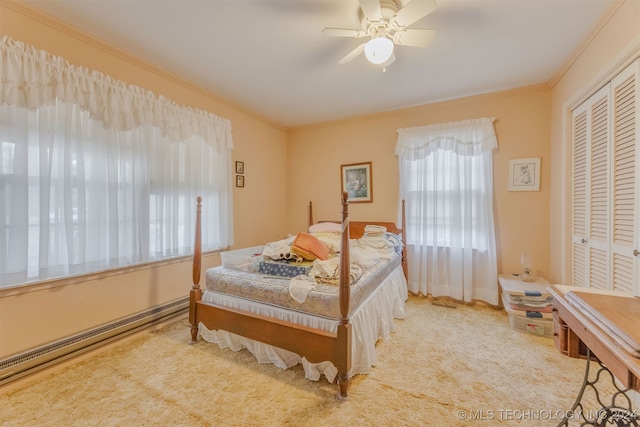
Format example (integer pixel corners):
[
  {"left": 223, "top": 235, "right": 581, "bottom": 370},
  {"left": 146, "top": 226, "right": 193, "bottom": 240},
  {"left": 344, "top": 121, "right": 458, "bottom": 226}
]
[
  {"left": 0, "top": 1, "right": 289, "bottom": 358},
  {"left": 549, "top": 0, "right": 640, "bottom": 284},
  {"left": 288, "top": 87, "right": 552, "bottom": 281}
]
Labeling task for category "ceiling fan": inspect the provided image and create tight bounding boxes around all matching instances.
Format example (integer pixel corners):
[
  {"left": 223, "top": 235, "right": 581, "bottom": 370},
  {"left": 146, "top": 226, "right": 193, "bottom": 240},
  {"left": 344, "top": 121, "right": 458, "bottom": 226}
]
[{"left": 323, "top": 0, "right": 437, "bottom": 68}]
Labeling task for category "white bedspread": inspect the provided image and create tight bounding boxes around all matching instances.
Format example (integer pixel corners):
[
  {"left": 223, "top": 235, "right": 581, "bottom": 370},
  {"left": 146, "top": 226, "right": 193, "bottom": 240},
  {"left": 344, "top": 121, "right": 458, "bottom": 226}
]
[{"left": 198, "top": 264, "right": 407, "bottom": 382}]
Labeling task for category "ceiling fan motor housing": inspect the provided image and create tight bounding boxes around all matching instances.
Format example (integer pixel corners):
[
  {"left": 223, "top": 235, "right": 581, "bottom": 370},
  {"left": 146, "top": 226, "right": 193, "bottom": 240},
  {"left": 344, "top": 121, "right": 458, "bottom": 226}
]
[{"left": 360, "top": 0, "right": 400, "bottom": 36}]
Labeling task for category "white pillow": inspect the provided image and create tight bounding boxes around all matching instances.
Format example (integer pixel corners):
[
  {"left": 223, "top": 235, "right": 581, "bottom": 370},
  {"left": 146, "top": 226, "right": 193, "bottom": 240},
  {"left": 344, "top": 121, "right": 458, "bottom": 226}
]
[{"left": 308, "top": 222, "right": 341, "bottom": 233}]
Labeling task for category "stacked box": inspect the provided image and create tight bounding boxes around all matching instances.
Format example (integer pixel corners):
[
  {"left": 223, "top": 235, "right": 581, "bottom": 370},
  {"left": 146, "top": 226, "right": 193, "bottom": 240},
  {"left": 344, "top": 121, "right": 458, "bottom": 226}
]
[{"left": 498, "top": 274, "right": 553, "bottom": 338}]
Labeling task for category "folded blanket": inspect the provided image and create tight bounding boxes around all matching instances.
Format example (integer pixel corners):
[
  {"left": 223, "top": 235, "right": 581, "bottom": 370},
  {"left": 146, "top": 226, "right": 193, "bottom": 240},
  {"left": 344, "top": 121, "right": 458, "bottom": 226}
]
[
  {"left": 309, "top": 257, "right": 362, "bottom": 286},
  {"left": 364, "top": 225, "right": 386, "bottom": 236},
  {"left": 262, "top": 235, "right": 295, "bottom": 260},
  {"left": 356, "top": 226, "right": 395, "bottom": 257},
  {"left": 311, "top": 232, "right": 341, "bottom": 255}
]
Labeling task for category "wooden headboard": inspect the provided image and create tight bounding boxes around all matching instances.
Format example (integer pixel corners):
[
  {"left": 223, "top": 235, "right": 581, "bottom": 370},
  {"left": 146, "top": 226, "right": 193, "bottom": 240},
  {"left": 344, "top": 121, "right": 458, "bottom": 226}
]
[
  {"left": 308, "top": 200, "right": 405, "bottom": 238},
  {"left": 343, "top": 221, "right": 401, "bottom": 239}
]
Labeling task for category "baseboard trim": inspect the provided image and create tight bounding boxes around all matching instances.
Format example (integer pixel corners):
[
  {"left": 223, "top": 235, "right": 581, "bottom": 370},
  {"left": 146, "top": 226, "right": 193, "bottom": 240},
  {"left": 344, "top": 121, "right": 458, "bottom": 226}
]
[{"left": 0, "top": 298, "right": 188, "bottom": 387}]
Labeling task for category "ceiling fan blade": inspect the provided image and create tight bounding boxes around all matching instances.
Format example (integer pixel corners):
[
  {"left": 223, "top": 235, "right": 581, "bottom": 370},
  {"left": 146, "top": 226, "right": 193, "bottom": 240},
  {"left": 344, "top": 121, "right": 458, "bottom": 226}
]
[
  {"left": 394, "top": 29, "right": 436, "bottom": 47},
  {"left": 358, "top": 0, "right": 382, "bottom": 22},
  {"left": 338, "top": 43, "right": 366, "bottom": 64},
  {"left": 392, "top": 0, "right": 437, "bottom": 28},
  {"left": 322, "top": 27, "right": 367, "bottom": 38}
]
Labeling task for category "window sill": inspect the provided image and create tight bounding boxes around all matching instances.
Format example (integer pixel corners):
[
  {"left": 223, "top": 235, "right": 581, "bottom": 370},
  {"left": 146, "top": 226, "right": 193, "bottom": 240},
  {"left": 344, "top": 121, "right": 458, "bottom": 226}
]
[{"left": 0, "top": 250, "right": 221, "bottom": 297}]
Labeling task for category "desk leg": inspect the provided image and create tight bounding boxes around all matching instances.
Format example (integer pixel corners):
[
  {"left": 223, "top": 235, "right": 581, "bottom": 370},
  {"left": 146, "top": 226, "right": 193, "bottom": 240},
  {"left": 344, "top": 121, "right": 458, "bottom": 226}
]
[{"left": 557, "top": 348, "right": 638, "bottom": 426}]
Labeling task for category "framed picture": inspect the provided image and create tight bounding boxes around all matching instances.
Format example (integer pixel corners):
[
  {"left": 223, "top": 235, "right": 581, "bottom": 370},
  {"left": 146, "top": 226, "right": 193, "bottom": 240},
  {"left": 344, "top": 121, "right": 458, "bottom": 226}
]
[
  {"left": 235, "top": 161, "right": 244, "bottom": 174},
  {"left": 508, "top": 157, "right": 540, "bottom": 191},
  {"left": 341, "top": 161, "right": 373, "bottom": 203},
  {"left": 236, "top": 175, "right": 244, "bottom": 188}
]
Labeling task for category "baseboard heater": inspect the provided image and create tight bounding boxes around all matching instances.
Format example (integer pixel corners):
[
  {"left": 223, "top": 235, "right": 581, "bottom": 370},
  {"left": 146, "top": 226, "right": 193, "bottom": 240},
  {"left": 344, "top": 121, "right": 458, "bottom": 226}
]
[{"left": 0, "top": 297, "right": 188, "bottom": 386}]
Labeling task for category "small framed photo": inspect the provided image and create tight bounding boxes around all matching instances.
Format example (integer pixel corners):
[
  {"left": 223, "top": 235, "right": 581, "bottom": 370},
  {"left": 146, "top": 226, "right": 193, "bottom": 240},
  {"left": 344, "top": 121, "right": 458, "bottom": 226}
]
[
  {"left": 508, "top": 157, "right": 540, "bottom": 191},
  {"left": 235, "top": 161, "right": 244, "bottom": 174},
  {"left": 236, "top": 175, "right": 244, "bottom": 188},
  {"left": 341, "top": 161, "right": 373, "bottom": 203}
]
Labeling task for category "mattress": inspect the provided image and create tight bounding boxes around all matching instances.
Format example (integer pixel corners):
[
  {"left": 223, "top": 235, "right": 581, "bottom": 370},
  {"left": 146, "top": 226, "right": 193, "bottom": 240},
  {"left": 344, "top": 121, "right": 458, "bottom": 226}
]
[{"left": 205, "top": 252, "right": 401, "bottom": 319}]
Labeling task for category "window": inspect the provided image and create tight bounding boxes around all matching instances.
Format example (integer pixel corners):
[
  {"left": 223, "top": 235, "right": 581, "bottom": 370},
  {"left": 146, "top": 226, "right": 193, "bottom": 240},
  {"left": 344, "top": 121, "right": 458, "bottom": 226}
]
[
  {"left": 401, "top": 150, "right": 490, "bottom": 250},
  {"left": 396, "top": 118, "right": 499, "bottom": 304},
  {"left": 0, "top": 37, "right": 233, "bottom": 288}
]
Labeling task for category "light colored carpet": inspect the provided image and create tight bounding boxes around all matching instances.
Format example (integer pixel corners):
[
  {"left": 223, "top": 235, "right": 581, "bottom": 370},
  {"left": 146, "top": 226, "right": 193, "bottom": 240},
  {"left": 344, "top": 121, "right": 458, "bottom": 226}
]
[{"left": 0, "top": 296, "right": 616, "bottom": 426}]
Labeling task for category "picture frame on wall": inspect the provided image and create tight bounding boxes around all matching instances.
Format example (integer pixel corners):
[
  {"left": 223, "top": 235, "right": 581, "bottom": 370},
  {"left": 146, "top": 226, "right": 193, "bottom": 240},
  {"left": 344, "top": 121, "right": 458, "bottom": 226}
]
[
  {"left": 508, "top": 157, "right": 540, "bottom": 191},
  {"left": 341, "top": 161, "right": 373, "bottom": 203},
  {"left": 236, "top": 175, "right": 244, "bottom": 188},
  {"left": 235, "top": 161, "right": 244, "bottom": 174}
]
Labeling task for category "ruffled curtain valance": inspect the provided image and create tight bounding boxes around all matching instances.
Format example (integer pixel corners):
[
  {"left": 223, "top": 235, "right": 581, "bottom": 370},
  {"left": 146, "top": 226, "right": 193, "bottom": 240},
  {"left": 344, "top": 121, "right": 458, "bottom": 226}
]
[
  {"left": 0, "top": 36, "right": 232, "bottom": 150},
  {"left": 395, "top": 117, "right": 497, "bottom": 160}
]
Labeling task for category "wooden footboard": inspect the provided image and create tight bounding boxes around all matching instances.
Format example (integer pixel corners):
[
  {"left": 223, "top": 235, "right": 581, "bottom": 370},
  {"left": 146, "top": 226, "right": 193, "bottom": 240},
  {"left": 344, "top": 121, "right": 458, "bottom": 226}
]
[{"left": 189, "top": 193, "right": 353, "bottom": 399}]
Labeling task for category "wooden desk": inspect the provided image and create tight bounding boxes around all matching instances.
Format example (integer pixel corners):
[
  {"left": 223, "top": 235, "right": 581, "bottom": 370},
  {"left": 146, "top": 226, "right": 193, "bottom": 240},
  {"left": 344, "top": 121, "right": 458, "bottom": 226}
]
[
  {"left": 549, "top": 285, "right": 640, "bottom": 392},
  {"left": 549, "top": 285, "right": 640, "bottom": 426}
]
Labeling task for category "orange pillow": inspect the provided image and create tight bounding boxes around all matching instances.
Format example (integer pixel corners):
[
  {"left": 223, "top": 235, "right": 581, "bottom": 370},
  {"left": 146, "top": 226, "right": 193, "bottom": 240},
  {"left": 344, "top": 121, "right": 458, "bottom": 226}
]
[{"left": 291, "top": 232, "right": 329, "bottom": 261}]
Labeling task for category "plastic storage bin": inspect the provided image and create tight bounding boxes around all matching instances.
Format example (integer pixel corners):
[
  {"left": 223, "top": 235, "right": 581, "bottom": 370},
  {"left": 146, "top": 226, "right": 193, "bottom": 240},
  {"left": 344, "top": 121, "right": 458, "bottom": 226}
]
[
  {"left": 508, "top": 312, "right": 554, "bottom": 337},
  {"left": 503, "top": 292, "right": 553, "bottom": 313},
  {"left": 499, "top": 274, "right": 551, "bottom": 300},
  {"left": 502, "top": 294, "right": 553, "bottom": 319},
  {"left": 220, "top": 246, "right": 264, "bottom": 272},
  {"left": 499, "top": 274, "right": 553, "bottom": 337}
]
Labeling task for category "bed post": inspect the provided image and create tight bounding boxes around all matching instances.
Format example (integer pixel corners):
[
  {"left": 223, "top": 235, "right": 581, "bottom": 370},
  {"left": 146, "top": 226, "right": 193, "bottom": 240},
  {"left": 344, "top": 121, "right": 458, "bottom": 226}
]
[
  {"left": 189, "top": 196, "right": 203, "bottom": 344},
  {"left": 308, "top": 201, "right": 313, "bottom": 228},
  {"left": 336, "top": 191, "right": 352, "bottom": 400},
  {"left": 401, "top": 199, "right": 407, "bottom": 279}
]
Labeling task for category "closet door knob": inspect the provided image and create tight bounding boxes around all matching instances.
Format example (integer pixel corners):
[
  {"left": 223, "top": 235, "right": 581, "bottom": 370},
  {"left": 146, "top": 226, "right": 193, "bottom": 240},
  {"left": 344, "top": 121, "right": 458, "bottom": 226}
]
[
  {"left": 634, "top": 249, "right": 639, "bottom": 257},
  {"left": 581, "top": 238, "right": 587, "bottom": 244}
]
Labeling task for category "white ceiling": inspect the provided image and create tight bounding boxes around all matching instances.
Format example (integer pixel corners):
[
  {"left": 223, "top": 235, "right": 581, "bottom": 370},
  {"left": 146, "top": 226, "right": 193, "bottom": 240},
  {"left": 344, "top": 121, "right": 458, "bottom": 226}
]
[{"left": 23, "top": 0, "right": 615, "bottom": 128}]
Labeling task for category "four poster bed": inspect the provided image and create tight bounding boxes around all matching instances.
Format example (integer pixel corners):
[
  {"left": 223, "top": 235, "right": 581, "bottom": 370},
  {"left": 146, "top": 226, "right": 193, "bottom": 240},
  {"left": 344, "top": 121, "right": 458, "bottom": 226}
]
[{"left": 189, "top": 192, "right": 407, "bottom": 398}]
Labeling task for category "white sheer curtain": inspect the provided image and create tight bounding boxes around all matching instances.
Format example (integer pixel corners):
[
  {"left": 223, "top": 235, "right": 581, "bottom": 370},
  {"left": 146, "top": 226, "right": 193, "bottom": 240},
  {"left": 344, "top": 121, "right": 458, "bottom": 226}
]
[
  {"left": 396, "top": 118, "right": 498, "bottom": 305},
  {"left": 0, "top": 36, "right": 233, "bottom": 288}
]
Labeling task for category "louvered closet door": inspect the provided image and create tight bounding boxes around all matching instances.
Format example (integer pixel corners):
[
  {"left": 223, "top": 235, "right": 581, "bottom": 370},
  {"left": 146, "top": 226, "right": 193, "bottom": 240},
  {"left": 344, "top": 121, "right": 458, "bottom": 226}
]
[
  {"left": 610, "top": 59, "right": 640, "bottom": 295},
  {"left": 588, "top": 86, "right": 611, "bottom": 290},
  {"left": 571, "top": 58, "right": 640, "bottom": 295},
  {"left": 572, "top": 104, "right": 589, "bottom": 287},
  {"left": 572, "top": 85, "right": 610, "bottom": 289}
]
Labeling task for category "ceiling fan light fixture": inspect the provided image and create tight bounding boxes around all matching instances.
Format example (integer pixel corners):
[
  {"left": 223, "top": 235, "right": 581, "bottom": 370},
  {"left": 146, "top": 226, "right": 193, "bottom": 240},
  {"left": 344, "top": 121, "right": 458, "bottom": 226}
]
[{"left": 364, "top": 37, "right": 394, "bottom": 65}]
